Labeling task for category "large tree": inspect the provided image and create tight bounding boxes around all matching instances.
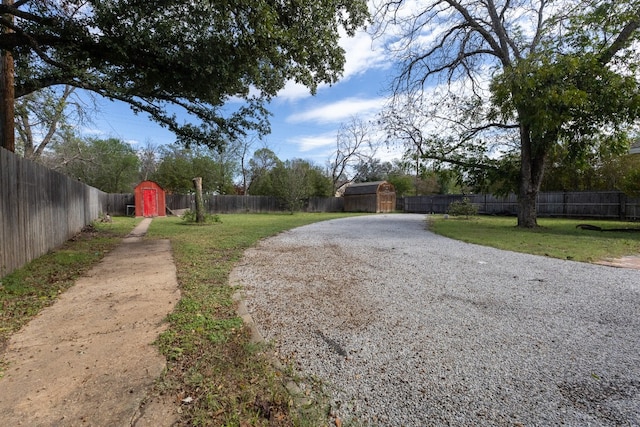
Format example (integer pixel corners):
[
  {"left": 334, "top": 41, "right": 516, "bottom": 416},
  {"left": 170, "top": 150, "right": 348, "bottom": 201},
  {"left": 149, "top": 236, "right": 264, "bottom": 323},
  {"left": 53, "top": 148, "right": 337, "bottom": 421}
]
[
  {"left": 246, "top": 147, "right": 281, "bottom": 195},
  {"left": 541, "top": 142, "right": 640, "bottom": 193},
  {"left": 270, "top": 159, "right": 332, "bottom": 212},
  {"left": 151, "top": 145, "right": 237, "bottom": 194},
  {"left": 375, "top": 0, "right": 640, "bottom": 227},
  {"left": 353, "top": 157, "right": 394, "bottom": 182},
  {"left": 248, "top": 152, "right": 332, "bottom": 210},
  {"left": 47, "top": 136, "right": 140, "bottom": 192},
  {"left": 0, "top": 0, "right": 369, "bottom": 150},
  {"left": 138, "top": 141, "right": 158, "bottom": 182}
]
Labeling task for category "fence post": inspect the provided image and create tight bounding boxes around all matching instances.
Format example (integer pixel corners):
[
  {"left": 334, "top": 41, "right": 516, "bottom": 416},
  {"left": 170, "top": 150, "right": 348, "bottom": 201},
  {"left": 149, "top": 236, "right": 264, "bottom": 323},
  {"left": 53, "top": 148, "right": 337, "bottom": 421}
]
[{"left": 619, "top": 192, "right": 627, "bottom": 221}]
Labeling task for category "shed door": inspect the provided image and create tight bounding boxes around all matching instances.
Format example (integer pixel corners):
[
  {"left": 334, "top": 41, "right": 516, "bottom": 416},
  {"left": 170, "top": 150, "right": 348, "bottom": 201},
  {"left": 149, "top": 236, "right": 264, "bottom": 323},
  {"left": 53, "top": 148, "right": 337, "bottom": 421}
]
[
  {"left": 379, "top": 194, "right": 394, "bottom": 212},
  {"left": 143, "top": 189, "right": 158, "bottom": 217}
]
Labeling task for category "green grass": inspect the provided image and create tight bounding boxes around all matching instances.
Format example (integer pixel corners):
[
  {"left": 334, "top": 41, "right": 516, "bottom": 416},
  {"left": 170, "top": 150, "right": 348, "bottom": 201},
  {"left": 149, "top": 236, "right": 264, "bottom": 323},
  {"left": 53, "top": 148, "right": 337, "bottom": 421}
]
[
  {"left": 146, "top": 213, "right": 365, "bottom": 426},
  {"left": 428, "top": 215, "right": 640, "bottom": 262},
  {"left": 0, "top": 217, "right": 140, "bottom": 353}
]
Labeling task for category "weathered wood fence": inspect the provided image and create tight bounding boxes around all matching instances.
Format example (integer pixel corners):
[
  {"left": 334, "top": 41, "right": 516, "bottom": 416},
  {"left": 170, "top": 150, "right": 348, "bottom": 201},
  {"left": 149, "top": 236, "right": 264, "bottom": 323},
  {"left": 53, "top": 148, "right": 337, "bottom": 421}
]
[
  {"left": 162, "top": 194, "right": 344, "bottom": 213},
  {"left": 401, "top": 192, "right": 640, "bottom": 220},
  {"left": 1, "top": 148, "right": 110, "bottom": 277},
  {"left": 48, "top": 192, "right": 346, "bottom": 217}
]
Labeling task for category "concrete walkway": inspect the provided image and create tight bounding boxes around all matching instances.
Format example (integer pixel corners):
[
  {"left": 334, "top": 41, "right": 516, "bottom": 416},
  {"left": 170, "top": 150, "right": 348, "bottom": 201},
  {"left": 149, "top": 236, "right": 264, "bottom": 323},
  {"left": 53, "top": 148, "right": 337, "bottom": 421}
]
[
  {"left": 595, "top": 255, "right": 640, "bottom": 269},
  {"left": 0, "top": 218, "right": 181, "bottom": 426}
]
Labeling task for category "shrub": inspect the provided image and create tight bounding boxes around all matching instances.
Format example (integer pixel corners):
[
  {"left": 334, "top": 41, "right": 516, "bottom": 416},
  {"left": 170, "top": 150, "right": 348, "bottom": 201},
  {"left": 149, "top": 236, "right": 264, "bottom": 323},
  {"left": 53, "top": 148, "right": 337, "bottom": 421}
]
[
  {"left": 448, "top": 197, "right": 478, "bottom": 219},
  {"left": 181, "top": 209, "right": 222, "bottom": 224}
]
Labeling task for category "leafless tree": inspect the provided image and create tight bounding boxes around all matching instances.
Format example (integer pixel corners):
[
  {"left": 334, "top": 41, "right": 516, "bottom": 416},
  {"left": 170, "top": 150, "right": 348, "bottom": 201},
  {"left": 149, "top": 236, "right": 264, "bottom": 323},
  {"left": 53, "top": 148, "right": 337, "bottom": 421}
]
[
  {"left": 235, "top": 135, "right": 258, "bottom": 195},
  {"left": 138, "top": 141, "right": 158, "bottom": 181},
  {"left": 328, "top": 116, "right": 378, "bottom": 194},
  {"left": 15, "top": 85, "right": 97, "bottom": 161}
]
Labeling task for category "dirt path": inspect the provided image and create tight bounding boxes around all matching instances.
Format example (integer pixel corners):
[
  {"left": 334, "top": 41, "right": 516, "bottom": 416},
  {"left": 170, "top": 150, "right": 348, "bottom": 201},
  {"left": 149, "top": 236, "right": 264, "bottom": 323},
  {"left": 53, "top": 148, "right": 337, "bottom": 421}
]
[
  {"left": 0, "top": 219, "right": 181, "bottom": 426},
  {"left": 595, "top": 255, "right": 640, "bottom": 269}
]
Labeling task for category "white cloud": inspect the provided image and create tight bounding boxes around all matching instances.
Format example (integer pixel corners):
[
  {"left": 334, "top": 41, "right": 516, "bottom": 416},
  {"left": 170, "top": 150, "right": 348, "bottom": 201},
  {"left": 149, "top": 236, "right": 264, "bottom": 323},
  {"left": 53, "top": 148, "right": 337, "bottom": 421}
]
[
  {"left": 79, "top": 126, "right": 106, "bottom": 136},
  {"left": 78, "top": 125, "right": 141, "bottom": 146},
  {"left": 291, "top": 132, "right": 336, "bottom": 152},
  {"left": 339, "top": 29, "right": 390, "bottom": 80},
  {"left": 286, "top": 96, "right": 387, "bottom": 124},
  {"left": 288, "top": 127, "right": 406, "bottom": 164},
  {"left": 276, "top": 27, "right": 389, "bottom": 102},
  {"left": 276, "top": 81, "right": 315, "bottom": 102},
  {"left": 376, "top": 144, "right": 406, "bottom": 163}
]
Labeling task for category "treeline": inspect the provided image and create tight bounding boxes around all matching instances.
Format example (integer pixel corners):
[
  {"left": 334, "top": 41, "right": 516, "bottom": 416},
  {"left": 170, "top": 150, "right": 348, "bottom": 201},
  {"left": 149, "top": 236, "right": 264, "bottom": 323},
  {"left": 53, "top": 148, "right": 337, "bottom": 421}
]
[
  {"left": 39, "top": 137, "right": 640, "bottom": 198},
  {"left": 41, "top": 138, "right": 640, "bottom": 208},
  {"left": 13, "top": 108, "right": 640, "bottom": 214}
]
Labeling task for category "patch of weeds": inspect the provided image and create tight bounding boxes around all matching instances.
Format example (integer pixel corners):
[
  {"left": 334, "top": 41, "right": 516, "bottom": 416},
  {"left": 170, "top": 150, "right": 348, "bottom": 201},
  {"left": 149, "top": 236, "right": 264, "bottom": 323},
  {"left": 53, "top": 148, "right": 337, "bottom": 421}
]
[{"left": 181, "top": 209, "right": 222, "bottom": 225}]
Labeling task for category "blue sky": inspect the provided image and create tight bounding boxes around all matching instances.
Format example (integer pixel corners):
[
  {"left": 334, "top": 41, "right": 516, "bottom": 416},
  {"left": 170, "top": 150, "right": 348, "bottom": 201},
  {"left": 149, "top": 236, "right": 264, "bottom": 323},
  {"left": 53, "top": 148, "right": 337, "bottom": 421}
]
[{"left": 83, "top": 27, "right": 405, "bottom": 166}]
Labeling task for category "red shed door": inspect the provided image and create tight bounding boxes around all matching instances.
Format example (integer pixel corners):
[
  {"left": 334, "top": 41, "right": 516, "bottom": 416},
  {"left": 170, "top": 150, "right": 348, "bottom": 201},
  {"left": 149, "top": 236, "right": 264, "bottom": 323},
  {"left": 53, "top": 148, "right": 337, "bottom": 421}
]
[{"left": 143, "top": 189, "right": 158, "bottom": 217}]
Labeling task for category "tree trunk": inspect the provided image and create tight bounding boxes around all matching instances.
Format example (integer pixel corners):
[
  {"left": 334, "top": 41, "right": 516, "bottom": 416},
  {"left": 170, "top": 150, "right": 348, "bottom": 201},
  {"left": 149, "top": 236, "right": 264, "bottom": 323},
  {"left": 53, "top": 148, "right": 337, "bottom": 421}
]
[
  {"left": 517, "top": 124, "right": 546, "bottom": 228},
  {"left": 0, "top": 0, "right": 15, "bottom": 152},
  {"left": 192, "top": 177, "right": 205, "bottom": 223}
]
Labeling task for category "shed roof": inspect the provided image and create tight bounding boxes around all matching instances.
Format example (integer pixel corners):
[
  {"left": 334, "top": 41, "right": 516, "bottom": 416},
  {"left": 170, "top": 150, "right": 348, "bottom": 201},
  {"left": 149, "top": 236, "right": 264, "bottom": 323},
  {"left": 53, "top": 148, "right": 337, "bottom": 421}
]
[
  {"left": 135, "top": 180, "right": 165, "bottom": 190},
  {"left": 343, "top": 181, "right": 388, "bottom": 196},
  {"left": 631, "top": 139, "right": 640, "bottom": 155}
]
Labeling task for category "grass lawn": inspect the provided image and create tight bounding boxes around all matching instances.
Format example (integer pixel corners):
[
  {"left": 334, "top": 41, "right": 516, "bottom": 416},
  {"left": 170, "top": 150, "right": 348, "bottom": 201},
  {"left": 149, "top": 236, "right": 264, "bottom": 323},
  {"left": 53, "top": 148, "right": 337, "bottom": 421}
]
[{"left": 428, "top": 215, "right": 640, "bottom": 262}]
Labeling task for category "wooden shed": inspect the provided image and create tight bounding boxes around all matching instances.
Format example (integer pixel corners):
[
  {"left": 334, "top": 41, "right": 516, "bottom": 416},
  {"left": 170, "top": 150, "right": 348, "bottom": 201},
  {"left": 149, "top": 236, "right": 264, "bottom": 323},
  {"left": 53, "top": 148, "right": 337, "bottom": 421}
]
[
  {"left": 134, "top": 181, "right": 166, "bottom": 217},
  {"left": 343, "top": 181, "right": 396, "bottom": 213}
]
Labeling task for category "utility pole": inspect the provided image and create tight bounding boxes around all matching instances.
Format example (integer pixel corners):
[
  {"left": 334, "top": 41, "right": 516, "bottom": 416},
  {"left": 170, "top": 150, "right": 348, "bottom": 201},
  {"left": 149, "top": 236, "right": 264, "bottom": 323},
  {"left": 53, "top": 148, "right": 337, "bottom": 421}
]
[{"left": 0, "top": 0, "right": 15, "bottom": 152}]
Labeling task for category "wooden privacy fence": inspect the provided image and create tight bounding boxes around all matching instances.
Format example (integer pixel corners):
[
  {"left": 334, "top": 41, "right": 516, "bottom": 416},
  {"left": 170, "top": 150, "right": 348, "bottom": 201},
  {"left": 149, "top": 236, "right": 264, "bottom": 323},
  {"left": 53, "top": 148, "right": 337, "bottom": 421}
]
[
  {"left": 1, "top": 148, "right": 109, "bottom": 277},
  {"left": 307, "top": 196, "right": 344, "bottom": 212},
  {"left": 105, "top": 193, "right": 134, "bottom": 216},
  {"left": 161, "top": 194, "right": 344, "bottom": 214},
  {"left": 163, "top": 194, "right": 282, "bottom": 213},
  {"left": 401, "top": 191, "right": 640, "bottom": 220}
]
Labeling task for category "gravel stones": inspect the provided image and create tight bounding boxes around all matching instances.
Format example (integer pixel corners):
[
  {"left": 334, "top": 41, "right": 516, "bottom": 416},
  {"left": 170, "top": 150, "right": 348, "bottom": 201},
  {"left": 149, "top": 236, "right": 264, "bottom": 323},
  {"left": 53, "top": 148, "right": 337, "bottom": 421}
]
[{"left": 232, "top": 214, "right": 640, "bottom": 426}]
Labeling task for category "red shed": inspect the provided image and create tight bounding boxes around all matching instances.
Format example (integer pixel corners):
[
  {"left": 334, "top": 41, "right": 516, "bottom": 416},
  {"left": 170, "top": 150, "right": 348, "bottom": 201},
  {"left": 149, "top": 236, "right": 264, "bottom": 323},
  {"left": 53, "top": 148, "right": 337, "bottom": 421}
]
[{"left": 134, "top": 181, "right": 166, "bottom": 217}]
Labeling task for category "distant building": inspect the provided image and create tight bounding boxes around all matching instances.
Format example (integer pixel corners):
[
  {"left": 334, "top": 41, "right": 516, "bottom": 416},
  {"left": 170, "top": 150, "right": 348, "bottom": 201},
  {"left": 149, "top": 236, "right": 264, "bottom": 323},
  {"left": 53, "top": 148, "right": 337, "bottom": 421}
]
[
  {"left": 630, "top": 139, "right": 640, "bottom": 155},
  {"left": 343, "top": 181, "right": 396, "bottom": 213},
  {"left": 134, "top": 181, "right": 166, "bottom": 217}
]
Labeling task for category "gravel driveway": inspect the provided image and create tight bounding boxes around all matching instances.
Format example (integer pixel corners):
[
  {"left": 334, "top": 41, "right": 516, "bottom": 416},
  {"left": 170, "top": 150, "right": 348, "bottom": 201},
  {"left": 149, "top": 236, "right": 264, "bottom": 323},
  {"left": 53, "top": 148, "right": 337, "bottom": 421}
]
[{"left": 232, "top": 214, "right": 640, "bottom": 426}]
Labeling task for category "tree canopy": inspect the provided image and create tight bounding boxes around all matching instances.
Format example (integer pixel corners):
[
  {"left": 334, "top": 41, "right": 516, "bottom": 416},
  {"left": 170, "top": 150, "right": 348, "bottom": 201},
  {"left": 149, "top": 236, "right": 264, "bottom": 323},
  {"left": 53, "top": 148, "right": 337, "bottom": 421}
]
[
  {"left": 150, "top": 145, "right": 237, "bottom": 194},
  {"left": 247, "top": 149, "right": 332, "bottom": 210},
  {"left": 0, "top": 0, "right": 369, "bottom": 149},
  {"left": 375, "top": 0, "right": 640, "bottom": 227},
  {"left": 46, "top": 136, "right": 140, "bottom": 193}
]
